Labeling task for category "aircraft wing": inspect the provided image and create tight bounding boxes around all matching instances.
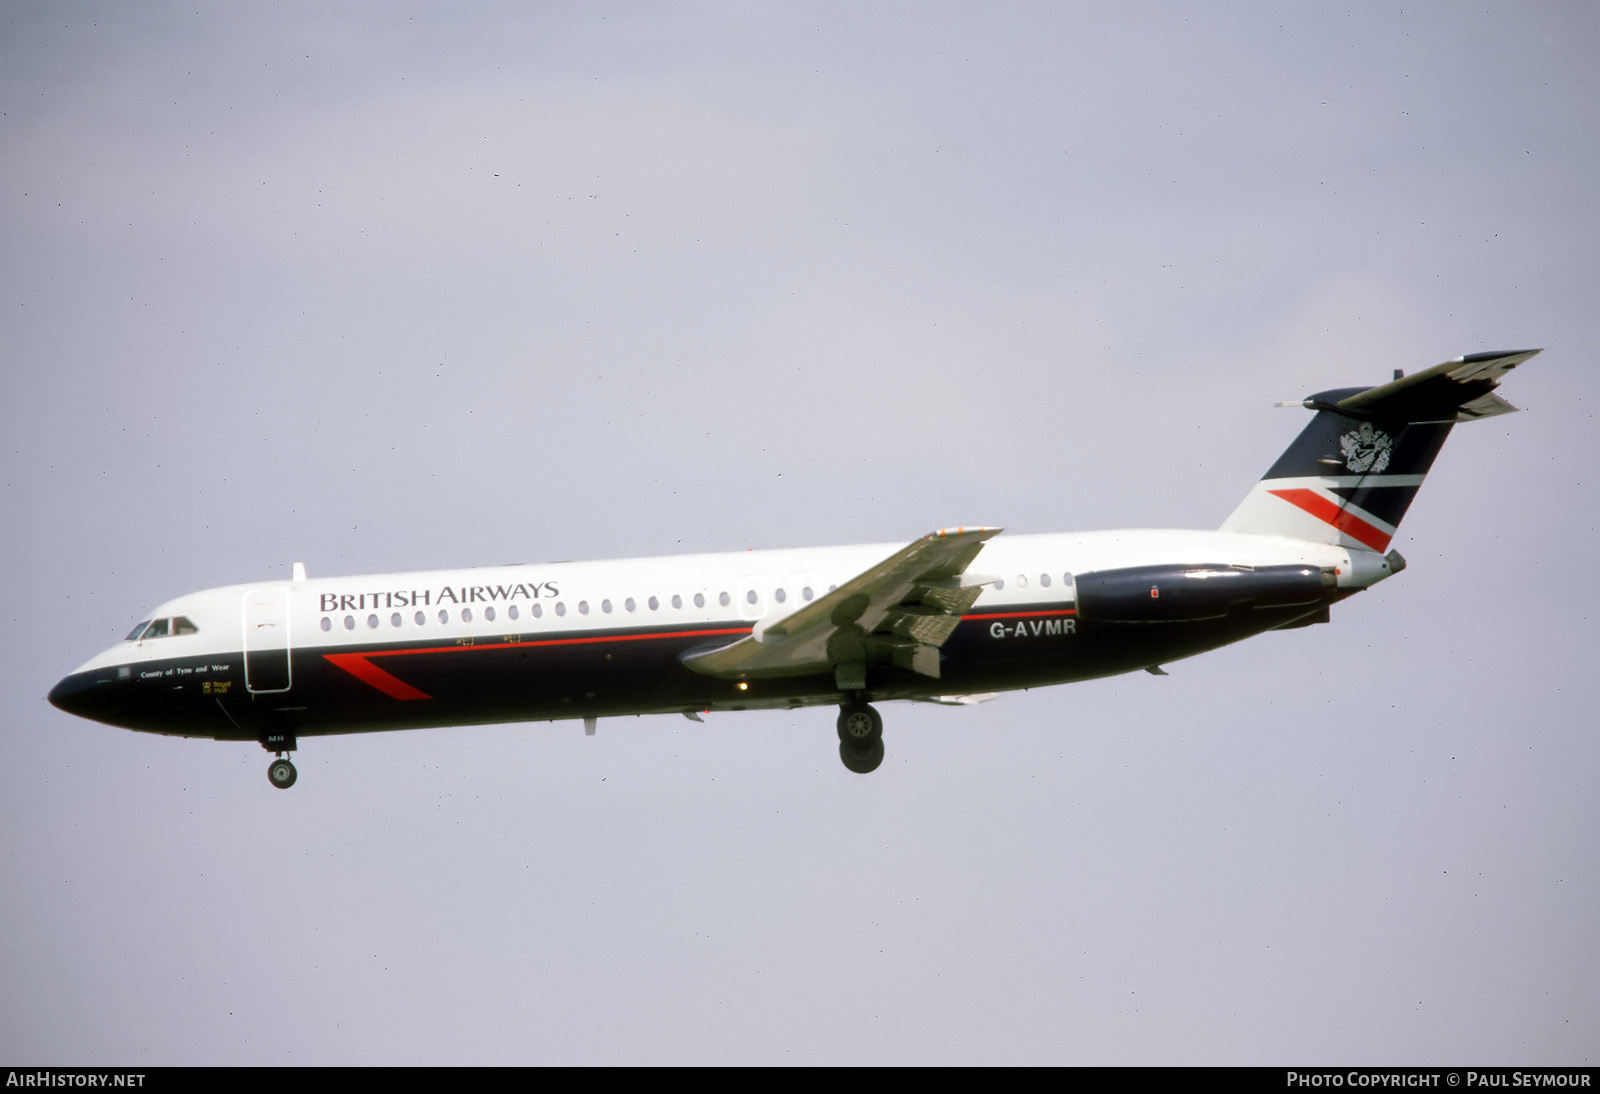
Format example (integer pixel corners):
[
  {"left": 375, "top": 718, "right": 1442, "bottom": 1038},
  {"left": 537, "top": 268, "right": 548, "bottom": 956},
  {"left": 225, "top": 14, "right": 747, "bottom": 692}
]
[{"left": 681, "top": 527, "right": 1001, "bottom": 683}]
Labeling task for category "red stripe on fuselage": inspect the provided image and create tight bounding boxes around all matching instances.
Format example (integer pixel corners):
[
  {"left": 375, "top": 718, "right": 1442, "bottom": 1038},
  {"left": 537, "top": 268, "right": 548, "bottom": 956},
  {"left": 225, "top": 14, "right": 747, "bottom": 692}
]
[
  {"left": 961, "top": 609, "right": 1077, "bottom": 621},
  {"left": 322, "top": 626, "right": 752, "bottom": 700},
  {"left": 323, "top": 653, "right": 433, "bottom": 700},
  {"left": 1267, "top": 488, "right": 1392, "bottom": 551}
]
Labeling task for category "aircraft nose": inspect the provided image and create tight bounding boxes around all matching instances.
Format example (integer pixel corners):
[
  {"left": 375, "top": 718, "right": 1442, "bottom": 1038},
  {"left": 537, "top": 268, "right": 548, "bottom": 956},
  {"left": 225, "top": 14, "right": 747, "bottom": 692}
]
[
  {"left": 48, "top": 671, "right": 120, "bottom": 724},
  {"left": 48, "top": 673, "right": 90, "bottom": 716}
]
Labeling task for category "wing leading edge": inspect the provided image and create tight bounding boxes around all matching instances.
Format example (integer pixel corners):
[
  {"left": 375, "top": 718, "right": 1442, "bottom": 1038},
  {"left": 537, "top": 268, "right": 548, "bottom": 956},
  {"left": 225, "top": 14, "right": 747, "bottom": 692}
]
[{"left": 681, "top": 526, "right": 1001, "bottom": 688}]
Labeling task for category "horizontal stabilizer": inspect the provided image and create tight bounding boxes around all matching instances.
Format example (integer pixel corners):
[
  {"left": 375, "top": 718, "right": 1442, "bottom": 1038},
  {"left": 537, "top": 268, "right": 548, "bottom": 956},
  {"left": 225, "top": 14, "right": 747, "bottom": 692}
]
[{"left": 1327, "top": 348, "right": 1539, "bottom": 423}]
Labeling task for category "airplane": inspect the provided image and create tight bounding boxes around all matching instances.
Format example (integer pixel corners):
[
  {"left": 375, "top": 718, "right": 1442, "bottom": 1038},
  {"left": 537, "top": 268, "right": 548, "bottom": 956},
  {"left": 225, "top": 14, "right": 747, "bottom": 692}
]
[{"left": 48, "top": 349, "right": 1538, "bottom": 787}]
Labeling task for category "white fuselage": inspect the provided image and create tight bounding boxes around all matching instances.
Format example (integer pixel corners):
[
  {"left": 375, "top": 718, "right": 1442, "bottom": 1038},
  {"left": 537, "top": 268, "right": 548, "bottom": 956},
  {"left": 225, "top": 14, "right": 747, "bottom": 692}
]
[{"left": 68, "top": 528, "right": 1376, "bottom": 681}]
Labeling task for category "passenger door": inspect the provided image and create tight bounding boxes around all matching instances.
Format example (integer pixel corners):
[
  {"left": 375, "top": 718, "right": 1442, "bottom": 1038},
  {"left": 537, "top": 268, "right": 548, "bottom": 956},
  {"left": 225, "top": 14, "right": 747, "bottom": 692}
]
[{"left": 243, "top": 586, "right": 292, "bottom": 693}]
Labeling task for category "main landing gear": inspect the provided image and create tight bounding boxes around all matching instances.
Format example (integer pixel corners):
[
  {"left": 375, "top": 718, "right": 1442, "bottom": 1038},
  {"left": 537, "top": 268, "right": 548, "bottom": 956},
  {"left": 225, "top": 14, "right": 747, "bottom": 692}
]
[{"left": 837, "top": 700, "right": 884, "bottom": 774}]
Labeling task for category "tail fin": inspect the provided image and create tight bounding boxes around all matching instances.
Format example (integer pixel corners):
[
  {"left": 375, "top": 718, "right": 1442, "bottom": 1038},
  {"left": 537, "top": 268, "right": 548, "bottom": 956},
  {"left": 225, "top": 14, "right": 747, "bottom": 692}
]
[{"left": 1221, "top": 349, "right": 1539, "bottom": 551}]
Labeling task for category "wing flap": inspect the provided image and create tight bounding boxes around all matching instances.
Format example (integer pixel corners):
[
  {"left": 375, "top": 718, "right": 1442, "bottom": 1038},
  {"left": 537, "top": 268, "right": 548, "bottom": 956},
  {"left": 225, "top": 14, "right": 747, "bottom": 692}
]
[
  {"left": 911, "top": 692, "right": 1000, "bottom": 706},
  {"left": 682, "top": 527, "right": 1001, "bottom": 682}
]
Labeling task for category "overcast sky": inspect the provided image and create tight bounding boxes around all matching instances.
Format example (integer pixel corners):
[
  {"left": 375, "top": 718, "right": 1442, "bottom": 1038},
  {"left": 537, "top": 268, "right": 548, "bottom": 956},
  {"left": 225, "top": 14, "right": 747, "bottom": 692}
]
[{"left": 3, "top": 1, "right": 1596, "bottom": 1065}]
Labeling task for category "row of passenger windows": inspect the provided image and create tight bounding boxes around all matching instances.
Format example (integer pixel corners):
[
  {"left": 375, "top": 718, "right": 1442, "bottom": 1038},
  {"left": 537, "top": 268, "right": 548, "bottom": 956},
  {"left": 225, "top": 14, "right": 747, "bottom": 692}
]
[
  {"left": 316, "top": 585, "right": 829, "bottom": 633},
  {"left": 126, "top": 617, "right": 199, "bottom": 641},
  {"left": 123, "top": 574, "right": 1077, "bottom": 642},
  {"left": 994, "top": 574, "right": 1071, "bottom": 591},
  {"left": 313, "top": 573, "right": 1077, "bottom": 634}
]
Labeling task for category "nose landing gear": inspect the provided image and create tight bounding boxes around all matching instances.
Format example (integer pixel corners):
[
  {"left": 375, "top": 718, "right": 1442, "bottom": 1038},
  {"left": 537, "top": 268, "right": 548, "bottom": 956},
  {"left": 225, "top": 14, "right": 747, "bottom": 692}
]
[
  {"left": 262, "top": 731, "right": 299, "bottom": 790},
  {"left": 267, "top": 757, "right": 298, "bottom": 789},
  {"left": 836, "top": 700, "right": 884, "bottom": 774}
]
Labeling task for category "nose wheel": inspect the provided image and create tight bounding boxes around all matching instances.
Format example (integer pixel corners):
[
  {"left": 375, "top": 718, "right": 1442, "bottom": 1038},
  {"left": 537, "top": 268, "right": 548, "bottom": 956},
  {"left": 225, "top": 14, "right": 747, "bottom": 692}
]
[
  {"left": 836, "top": 700, "right": 884, "bottom": 774},
  {"left": 261, "top": 731, "right": 299, "bottom": 790},
  {"left": 267, "top": 756, "right": 298, "bottom": 790}
]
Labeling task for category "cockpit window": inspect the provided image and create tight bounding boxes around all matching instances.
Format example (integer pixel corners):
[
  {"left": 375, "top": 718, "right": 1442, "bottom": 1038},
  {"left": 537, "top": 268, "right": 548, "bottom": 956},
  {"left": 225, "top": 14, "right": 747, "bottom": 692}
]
[{"left": 126, "top": 617, "right": 199, "bottom": 641}]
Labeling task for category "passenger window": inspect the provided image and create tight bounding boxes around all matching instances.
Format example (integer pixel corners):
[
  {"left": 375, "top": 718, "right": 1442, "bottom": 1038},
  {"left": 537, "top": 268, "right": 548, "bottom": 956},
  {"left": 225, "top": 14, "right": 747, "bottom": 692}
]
[
  {"left": 391, "top": 613, "right": 402, "bottom": 627},
  {"left": 774, "top": 588, "right": 787, "bottom": 603},
  {"left": 367, "top": 614, "right": 379, "bottom": 629},
  {"left": 994, "top": 579, "right": 1005, "bottom": 591},
  {"left": 578, "top": 601, "right": 589, "bottom": 615},
  {"left": 719, "top": 591, "right": 730, "bottom": 607},
  {"left": 624, "top": 598, "right": 636, "bottom": 612},
  {"left": 532, "top": 603, "right": 543, "bottom": 619},
  {"left": 415, "top": 611, "right": 426, "bottom": 626},
  {"left": 648, "top": 596, "right": 660, "bottom": 611},
  {"left": 320, "top": 617, "right": 332, "bottom": 633},
  {"left": 485, "top": 606, "right": 496, "bottom": 622},
  {"left": 344, "top": 616, "right": 355, "bottom": 630},
  {"left": 746, "top": 590, "right": 758, "bottom": 605},
  {"left": 462, "top": 608, "right": 474, "bottom": 623},
  {"left": 693, "top": 593, "right": 705, "bottom": 608},
  {"left": 508, "top": 604, "right": 519, "bottom": 621},
  {"left": 1017, "top": 575, "right": 1029, "bottom": 589},
  {"left": 438, "top": 610, "right": 450, "bottom": 624},
  {"left": 672, "top": 595, "right": 684, "bottom": 610},
  {"left": 802, "top": 587, "right": 814, "bottom": 601},
  {"left": 556, "top": 603, "right": 567, "bottom": 617},
  {"left": 1040, "top": 574, "right": 1051, "bottom": 588},
  {"left": 601, "top": 599, "right": 613, "bottom": 614}
]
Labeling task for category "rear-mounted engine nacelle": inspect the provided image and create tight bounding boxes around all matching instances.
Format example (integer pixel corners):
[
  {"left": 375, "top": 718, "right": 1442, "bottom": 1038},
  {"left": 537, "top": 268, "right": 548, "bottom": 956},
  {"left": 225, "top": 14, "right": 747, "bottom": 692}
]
[{"left": 1075, "top": 563, "right": 1334, "bottom": 623}]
